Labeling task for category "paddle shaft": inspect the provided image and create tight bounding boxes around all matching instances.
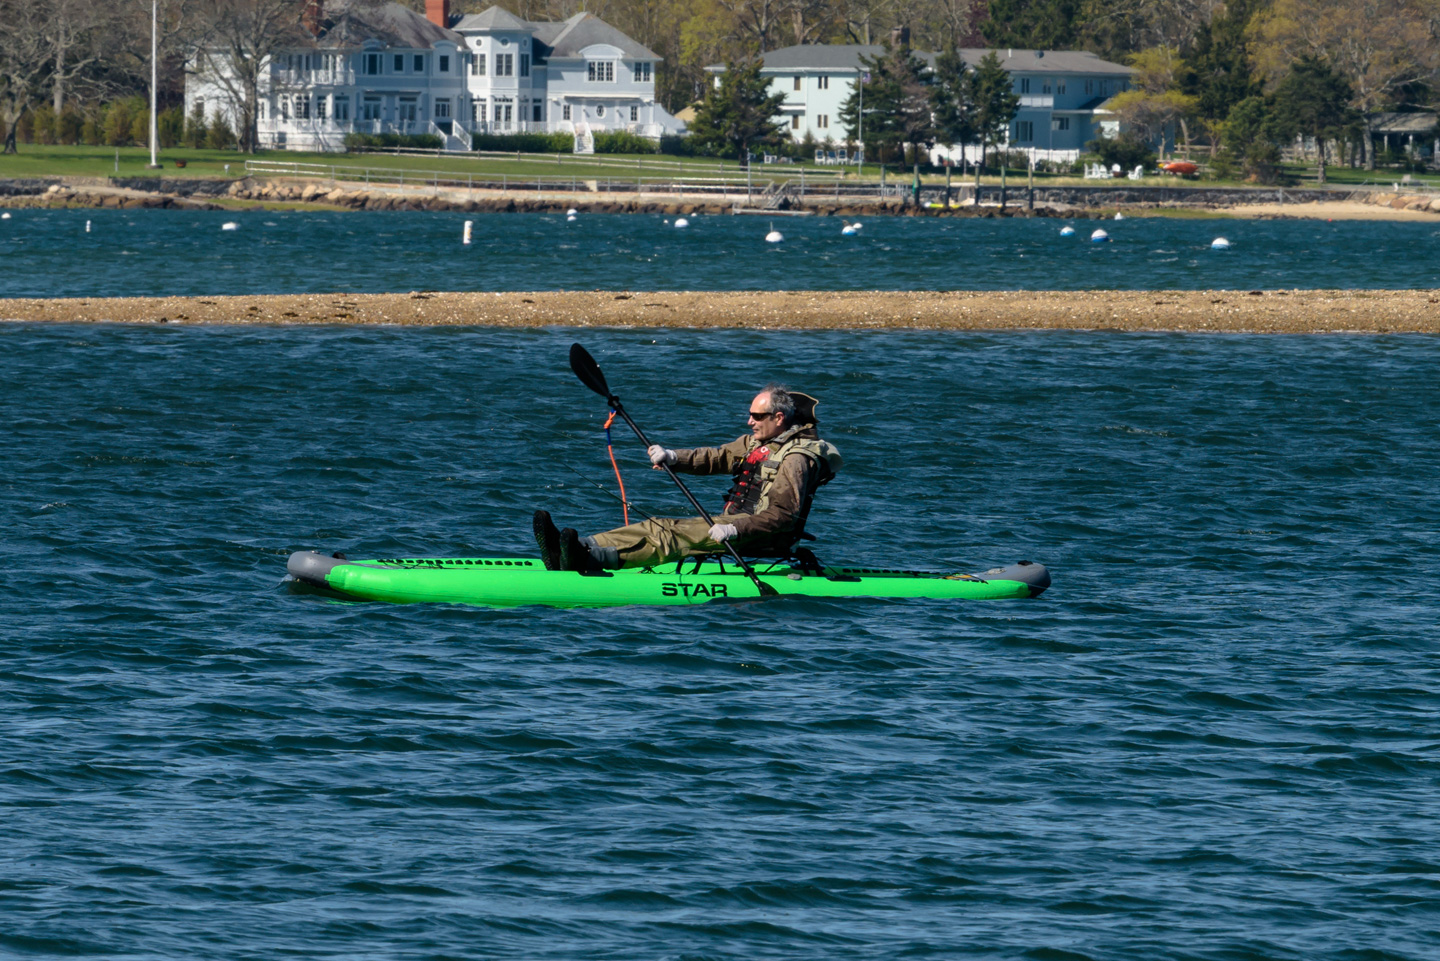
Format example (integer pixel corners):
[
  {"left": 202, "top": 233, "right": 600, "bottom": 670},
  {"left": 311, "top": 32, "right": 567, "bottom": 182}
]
[{"left": 605, "top": 399, "right": 777, "bottom": 596}]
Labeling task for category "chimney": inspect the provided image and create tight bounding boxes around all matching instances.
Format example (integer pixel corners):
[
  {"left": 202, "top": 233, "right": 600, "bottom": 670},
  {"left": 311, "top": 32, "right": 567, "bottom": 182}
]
[
  {"left": 890, "top": 25, "right": 910, "bottom": 48},
  {"left": 302, "top": 0, "right": 323, "bottom": 36},
  {"left": 426, "top": 0, "right": 451, "bottom": 28}
]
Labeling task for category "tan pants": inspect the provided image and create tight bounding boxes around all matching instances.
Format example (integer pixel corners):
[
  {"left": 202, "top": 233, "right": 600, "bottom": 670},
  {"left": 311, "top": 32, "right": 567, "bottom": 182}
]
[{"left": 588, "top": 516, "right": 737, "bottom": 569}]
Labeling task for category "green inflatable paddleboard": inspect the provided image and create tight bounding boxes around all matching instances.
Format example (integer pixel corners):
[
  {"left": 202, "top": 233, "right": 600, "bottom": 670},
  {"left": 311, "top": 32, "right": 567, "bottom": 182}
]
[{"left": 286, "top": 551, "right": 1050, "bottom": 609}]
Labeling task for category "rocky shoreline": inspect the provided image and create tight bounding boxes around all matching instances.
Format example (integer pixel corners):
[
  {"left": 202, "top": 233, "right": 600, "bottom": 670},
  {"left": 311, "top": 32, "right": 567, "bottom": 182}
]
[
  {"left": 4, "top": 289, "right": 1437, "bottom": 333},
  {"left": 2, "top": 175, "right": 1438, "bottom": 219}
]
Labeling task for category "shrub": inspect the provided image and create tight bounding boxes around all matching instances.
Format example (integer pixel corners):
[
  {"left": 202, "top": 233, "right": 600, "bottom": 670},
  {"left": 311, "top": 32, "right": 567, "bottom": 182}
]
[
  {"left": 57, "top": 107, "right": 84, "bottom": 145},
  {"left": 183, "top": 102, "right": 207, "bottom": 149},
  {"left": 104, "top": 99, "right": 140, "bottom": 146},
  {"left": 206, "top": 110, "right": 236, "bottom": 150},
  {"left": 158, "top": 106, "right": 183, "bottom": 148},
  {"left": 592, "top": 130, "right": 658, "bottom": 154},
  {"left": 31, "top": 105, "right": 57, "bottom": 144},
  {"left": 129, "top": 107, "right": 150, "bottom": 146},
  {"left": 469, "top": 132, "right": 573, "bottom": 153},
  {"left": 15, "top": 110, "right": 35, "bottom": 143},
  {"left": 344, "top": 132, "right": 444, "bottom": 150},
  {"left": 659, "top": 134, "right": 705, "bottom": 156},
  {"left": 81, "top": 112, "right": 104, "bottom": 146},
  {"left": 1085, "top": 132, "right": 1158, "bottom": 171}
]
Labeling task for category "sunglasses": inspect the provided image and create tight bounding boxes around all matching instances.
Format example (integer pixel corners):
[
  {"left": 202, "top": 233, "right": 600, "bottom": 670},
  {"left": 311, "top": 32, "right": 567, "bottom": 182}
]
[{"left": 748, "top": 409, "right": 780, "bottom": 419}]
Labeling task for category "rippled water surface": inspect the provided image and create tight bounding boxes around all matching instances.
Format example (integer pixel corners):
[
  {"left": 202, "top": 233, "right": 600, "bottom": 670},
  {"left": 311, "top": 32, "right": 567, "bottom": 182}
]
[
  {"left": 4, "top": 209, "right": 1440, "bottom": 296},
  {"left": 3, "top": 325, "right": 1438, "bottom": 960}
]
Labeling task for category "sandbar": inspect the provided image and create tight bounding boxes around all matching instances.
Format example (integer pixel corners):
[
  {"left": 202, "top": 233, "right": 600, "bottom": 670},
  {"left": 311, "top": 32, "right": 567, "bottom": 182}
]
[{"left": 3, "top": 289, "right": 1438, "bottom": 333}]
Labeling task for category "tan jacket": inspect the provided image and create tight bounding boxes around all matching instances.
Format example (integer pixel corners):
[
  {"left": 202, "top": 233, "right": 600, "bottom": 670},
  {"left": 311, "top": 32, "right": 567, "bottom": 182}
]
[{"left": 671, "top": 426, "right": 833, "bottom": 539}]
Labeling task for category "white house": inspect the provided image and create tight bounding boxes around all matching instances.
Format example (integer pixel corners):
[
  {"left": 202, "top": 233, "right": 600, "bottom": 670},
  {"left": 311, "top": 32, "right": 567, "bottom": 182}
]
[
  {"left": 708, "top": 40, "right": 1133, "bottom": 162},
  {"left": 185, "top": 1, "right": 684, "bottom": 153}
]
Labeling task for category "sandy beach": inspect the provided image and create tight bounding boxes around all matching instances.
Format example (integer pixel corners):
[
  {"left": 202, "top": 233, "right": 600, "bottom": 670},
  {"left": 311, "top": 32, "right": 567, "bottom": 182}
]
[{"left": 3, "top": 289, "right": 1438, "bottom": 332}]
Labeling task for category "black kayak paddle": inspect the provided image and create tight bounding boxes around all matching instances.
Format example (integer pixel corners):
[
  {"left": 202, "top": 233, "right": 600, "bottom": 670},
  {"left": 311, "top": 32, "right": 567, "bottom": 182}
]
[{"left": 569, "top": 343, "right": 778, "bottom": 598}]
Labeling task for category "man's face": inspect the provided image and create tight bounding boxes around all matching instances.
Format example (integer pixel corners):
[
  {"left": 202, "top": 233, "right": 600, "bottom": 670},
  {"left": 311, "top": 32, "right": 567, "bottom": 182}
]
[{"left": 747, "top": 390, "right": 786, "bottom": 443}]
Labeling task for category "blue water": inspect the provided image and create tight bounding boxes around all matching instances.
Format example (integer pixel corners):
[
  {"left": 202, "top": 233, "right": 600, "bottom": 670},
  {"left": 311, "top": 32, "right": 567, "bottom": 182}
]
[
  {"left": 3, "top": 209, "right": 1440, "bottom": 297},
  {"left": 3, "top": 324, "right": 1438, "bottom": 959}
]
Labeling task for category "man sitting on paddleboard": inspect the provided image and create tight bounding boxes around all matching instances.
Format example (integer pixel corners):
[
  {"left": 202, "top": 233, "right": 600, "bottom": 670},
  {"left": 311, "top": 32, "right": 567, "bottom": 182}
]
[{"left": 534, "top": 386, "right": 842, "bottom": 572}]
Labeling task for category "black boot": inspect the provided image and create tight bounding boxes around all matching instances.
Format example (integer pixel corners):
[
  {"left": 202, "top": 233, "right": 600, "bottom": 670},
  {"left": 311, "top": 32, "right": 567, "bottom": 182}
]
[
  {"left": 558, "top": 528, "right": 594, "bottom": 573},
  {"left": 533, "top": 510, "right": 562, "bottom": 571}
]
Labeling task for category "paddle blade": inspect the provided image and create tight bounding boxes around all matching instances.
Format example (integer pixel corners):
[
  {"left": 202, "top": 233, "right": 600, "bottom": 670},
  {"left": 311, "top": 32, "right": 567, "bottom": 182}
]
[{"left": 569, "top": 343, "right": 611, "bottom": 398}]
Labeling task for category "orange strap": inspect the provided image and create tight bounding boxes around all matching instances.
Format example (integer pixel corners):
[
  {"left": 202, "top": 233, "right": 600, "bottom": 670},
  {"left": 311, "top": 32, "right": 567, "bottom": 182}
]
[{"left": 603, "top": 410, "right": 629, "bottom": 527}]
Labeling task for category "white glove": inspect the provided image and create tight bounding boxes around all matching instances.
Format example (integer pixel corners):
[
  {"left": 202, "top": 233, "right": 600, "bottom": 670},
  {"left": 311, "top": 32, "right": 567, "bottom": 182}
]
[
  {"left": 708, "top": 523, "right": 738, "bottom": 543},
  {"left": 648, "top": 445, "right": 676, "bottom": 466}
]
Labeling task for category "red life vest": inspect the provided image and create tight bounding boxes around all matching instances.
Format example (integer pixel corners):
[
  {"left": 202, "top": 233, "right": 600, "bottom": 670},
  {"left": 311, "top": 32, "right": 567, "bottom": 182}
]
[{"left": 722, "top": 445, "right": 772, "bottom": 515}]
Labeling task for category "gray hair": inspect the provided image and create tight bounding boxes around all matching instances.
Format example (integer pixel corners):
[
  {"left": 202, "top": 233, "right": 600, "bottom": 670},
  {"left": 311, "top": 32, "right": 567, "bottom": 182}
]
[{"left": 759, "top": 384, "right": 796, "bottom": 424}]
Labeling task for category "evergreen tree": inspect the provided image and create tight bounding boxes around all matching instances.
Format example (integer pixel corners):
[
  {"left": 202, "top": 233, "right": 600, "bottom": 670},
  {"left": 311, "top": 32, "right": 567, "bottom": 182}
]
[
  {"left": 1271, "top": 56, "right": 1357, "bottom": 184},
  {"left": 1215, "top": 95, "right": 1285, "bottom": 183},
  {"left": 1181, "top": 0, "right": 1264, "bottom": 140},
  {"left": 971, "top": 51, "right": 1021, "bottom": 169},
  {"left": 688, "top": 59, "right": 787, "bottom": 160},
  {"left": 981, "top": 0, "right": 1083, "bottom": 51},
  {"left": 930, "top": 45, "right": 979, "bottom": 163},
  {"left": 838, "top": 40, "right": 933, "bottom": 170}
]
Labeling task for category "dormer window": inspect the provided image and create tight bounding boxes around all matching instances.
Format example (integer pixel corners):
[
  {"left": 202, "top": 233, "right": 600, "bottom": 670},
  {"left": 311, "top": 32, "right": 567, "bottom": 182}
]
[{"left": 587, "top": 61, "right": 615, "bottom": 82}]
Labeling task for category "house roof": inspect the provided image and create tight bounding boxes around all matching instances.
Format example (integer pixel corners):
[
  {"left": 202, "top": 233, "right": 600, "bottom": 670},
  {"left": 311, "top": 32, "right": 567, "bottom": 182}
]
[
  {"left": 454, "top": 6, "right": 659, "bottom": 60},
  {"left": 314, "top": 0, "right": 462, "bottom": 49},
  {"left": 713, "top": 43, "right": 1130, "bottom": 76}
]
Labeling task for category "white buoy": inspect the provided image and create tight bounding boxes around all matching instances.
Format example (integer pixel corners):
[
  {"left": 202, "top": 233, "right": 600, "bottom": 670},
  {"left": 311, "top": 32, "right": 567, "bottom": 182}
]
[
  {"left": 851, "top": 221, "right": 863, "bottom": 230},
  {"left": 841, "top": 223, "right": 858, "bottom": 236},
  {"left": 86, "top": 220, "right": 92, "bottom": 233},
  {"left": 566, "top": 214, "right": 577, "bottom": 222},
  {"left": 1211, "top": 237, "right": 1231, "bottom": 250},
  {"left": 221, "top": 221, "right": 239, "bottom": 231},
  {"left": 1060, "top": 225, "right": 1076, "bottom": 237},
  {"left": 1090, "top": 228, "right": 1110, "bottom": 242},
  {"left": 765, "top": 227, "right": 783, "bottom": 243},
  {"left": 0, "top": 212, "right": 11, "bottom": 220},
  {"left": 566, "top": 208, "right": 578, "bottom": 216},
  {"left": 674, "top": 217, "right": 689, "bottom": 228},
  {"left": 462, "top": 220, "right": 473, "bottom": 245},
  {"left": 1114, "top": 212, "right": 1125, "bottom": 220}
]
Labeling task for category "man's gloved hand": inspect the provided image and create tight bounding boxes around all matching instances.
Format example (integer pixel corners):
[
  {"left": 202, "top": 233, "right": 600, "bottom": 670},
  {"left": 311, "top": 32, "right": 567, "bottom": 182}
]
[
  {"left": 648, "top": 445, "right": 676, "bottom": 467},
  {"left": 708, "top": 523, "right": 738, "bottom": 543}
]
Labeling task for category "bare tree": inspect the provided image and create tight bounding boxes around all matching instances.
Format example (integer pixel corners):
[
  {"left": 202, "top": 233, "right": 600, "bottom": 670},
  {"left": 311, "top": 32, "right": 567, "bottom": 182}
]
[
  {"left": 780, "top": 0, "right": 836, "bottom": 45},
  {"left": 191, "top": 0, "right": 311, "bottom": 153},
  {"left": 0, "top": 0, "right": 51, "bottom": 153},
  {"left": 718, "top": 0, "right": 785, "bottom": 51}
]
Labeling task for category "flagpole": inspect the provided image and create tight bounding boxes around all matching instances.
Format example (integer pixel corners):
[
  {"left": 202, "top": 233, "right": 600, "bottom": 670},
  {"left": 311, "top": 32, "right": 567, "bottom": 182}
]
[{"left": 147, "top": 0, "right": 160, "bottom": 168}]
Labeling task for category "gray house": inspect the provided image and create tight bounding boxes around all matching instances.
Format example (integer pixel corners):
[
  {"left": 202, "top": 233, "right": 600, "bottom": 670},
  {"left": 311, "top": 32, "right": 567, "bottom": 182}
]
[
  {"left": 185, "top": 0, "right": 683, "bottom": 153},
  {"left": 709, "top": 43, "right": 1133, "bottom": 162}
]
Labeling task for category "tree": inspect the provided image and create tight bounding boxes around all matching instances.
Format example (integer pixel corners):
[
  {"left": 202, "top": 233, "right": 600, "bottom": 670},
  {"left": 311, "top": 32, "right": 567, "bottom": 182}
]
[
  {"left": 929, "top": 44, "right": 978, "bottom": 164},
  {"left": 687, "top": 57, "right": 787, "bottom": 159},
  {"left": 1215, "top": 94, "right": 1285, "bottom": 183},
  {"left": 191, "top": 0, "right": 311, "bottom": 153},
  {"left": 1179, "top": 0, "right": 1263, "bottom": 156},
  {"left": 0, "top": 0, "right": 52, "bottom": 153},
  {"left": 1270, "top": 55, "right": 1358, "bottom": 183},
  {"left": 1249, "top": 0, "right": 1440, "bottom": 169},
  {"left": 1104, "top": 46, "right": 1198, "bottom": 156},
  {"left": 980, "top": 0, "right": 1083, "bottom": 51},
  {"left": 839, "top": 38, "right": 932, "bottom": 171},
  {"left": 970, "top": 50, "right": 1020, "bottom": 169}
]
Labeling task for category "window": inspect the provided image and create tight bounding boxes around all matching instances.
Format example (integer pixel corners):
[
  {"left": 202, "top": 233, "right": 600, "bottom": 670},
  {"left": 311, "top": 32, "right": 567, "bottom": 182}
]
[
  {"left": 435, "top": 100, "right": 450, "bottom": 119},
  {"left": 334, "top": 96, "right": 349, "bottom": 121},
  {"left": 587, "top": 60, "right": 614, "bottom": 82},
  {"left": 473, "top": 101, "right": 486, "bottom": 122},
  {"left": 316, "top": 96, "right": 327, "bottom": 120},
  {"left": 296, "top": 95, "right": 310, "bottom": 120},
  {"left": 473, "top": 53, "right": 485, "bottom": 76},
  {"left": 362, "top": 97, "right": 381, "bottom": 120},
  {"left": 818, "top": 76, "right": 829, "bottom": 89},
  {"left": 595, "top": 104, "right": 605, "bottom": 117},
  {"left": 1019, "top": 77, "right": 1030, "bottom": 93},
  {"left": 399, "top": 98, "right": 417, "bottom": 122},
  {"left": 562, "top": 104, "right": 571, "bottom": 120},
  {"left": 520, "top": 53, "right": 530, "bottom": 77},
  {"left": 817, "top": 114, "right": 828, "bottom": 129},
  {"left": 633, "top": 62, "right": 651, "bottom": 83},
  {"left": 257, "top": 100, "right": 265, "bottom": 120},
  {"left": 278, "top": 97, "right": 288, "bottom": 120},
  {"left": 1084, "top": 79, "right": 1093, "bottom": 94},
  {"left": 791, "top": 115, "right": 800, "bottom": 129},
  {"left": 794, "top": 76, "right": 801, "bottom": 91},
  {"left": 501, "top": 102, "right": 512, "bottom": 123},
  {"left": 533, "top": 103, "right": 543, "bottom": 122},
  {"left": 439, "top": 54, "right": 449, "bottom": 72},
  {"left": 1101, "top": 79, "right": 1109, "bottom": 94},
  {"left": 1015, "top": 120, "right": 1034, "bottom": 141},
  {"left": 394, "top": 54, "right": 404, "bottom": 72},
  {"left": 496, "top": 53, "right": 513, "bottom": 76},
  {"left": 365, "top": 53, "right": 380, "bottom": 75},
  {"left": 629, "top": 105, "right": 638, "bottom": 121},
  {"left": 1052, "top": 116, "right": 1070, "bottom": 131},
  {"left": 414, "top": 54, "right": 424, "bottom": 73},
  {"left": 1057, "top": 79, "right": 1066, "bottom": 94},
  {"left": 1042, "top": 80, "right": 1051, "bottom": 94}
]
